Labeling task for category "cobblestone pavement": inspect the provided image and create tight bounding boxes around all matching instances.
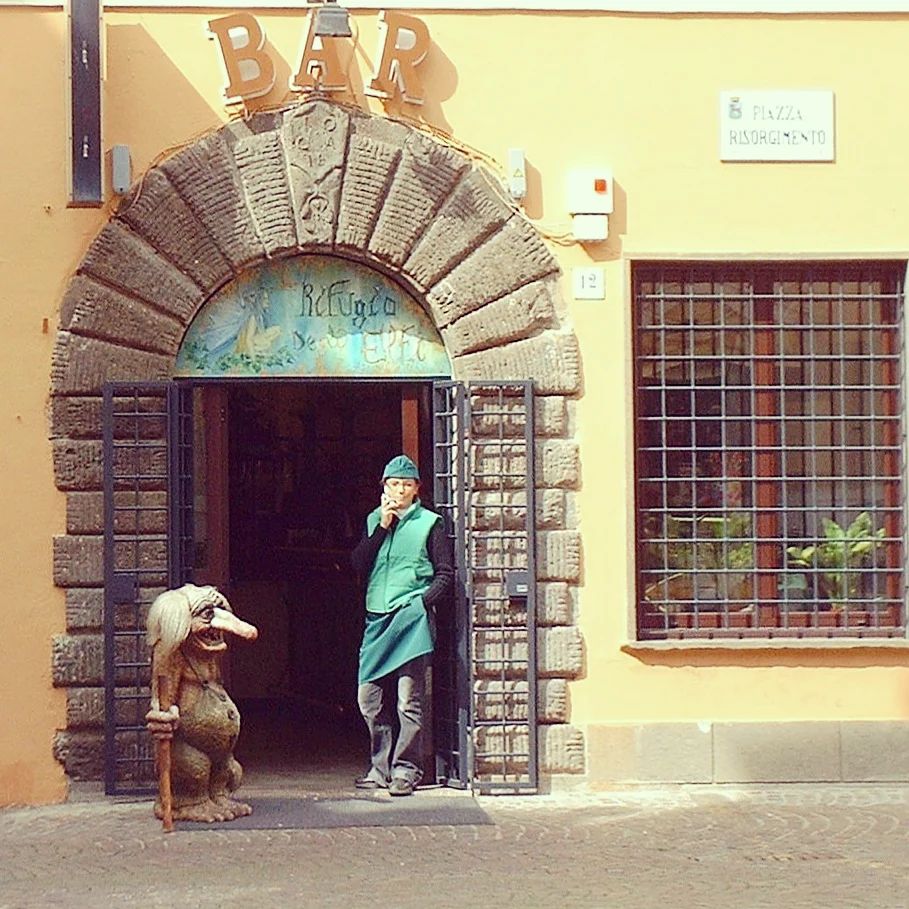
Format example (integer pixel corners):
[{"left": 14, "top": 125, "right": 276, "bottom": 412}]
[{"left": 2, "top": 785, "right": 909, "bottom": 909}]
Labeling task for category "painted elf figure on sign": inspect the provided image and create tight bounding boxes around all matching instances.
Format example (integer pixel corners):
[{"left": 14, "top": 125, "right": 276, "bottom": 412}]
[{"left": 351, "top": 455, "right": 454, "bottom": 797}]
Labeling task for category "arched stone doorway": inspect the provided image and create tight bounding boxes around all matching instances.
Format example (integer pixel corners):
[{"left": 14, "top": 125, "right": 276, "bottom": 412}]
[{"left": 50, "top": 99, "right": 585, "bottom": 786}]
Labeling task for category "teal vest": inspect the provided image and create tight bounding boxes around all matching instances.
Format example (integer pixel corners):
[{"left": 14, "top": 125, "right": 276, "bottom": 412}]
[{"left": 365, "top": 502, "right": 441, "bottom": 614}]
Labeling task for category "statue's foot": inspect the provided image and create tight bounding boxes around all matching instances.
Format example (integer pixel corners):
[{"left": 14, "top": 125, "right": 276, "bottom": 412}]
[
  {"left": 154, "top": 798, "right": 236, "bottom": 823},
  {"left": 212, "top": 796, "right": 253, "bottom": 819}
]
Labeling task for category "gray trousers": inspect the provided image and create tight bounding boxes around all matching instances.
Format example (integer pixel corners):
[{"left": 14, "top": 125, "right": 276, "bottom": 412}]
[{"left": 357, "top": 655, "right": 428, "bottom": 785}]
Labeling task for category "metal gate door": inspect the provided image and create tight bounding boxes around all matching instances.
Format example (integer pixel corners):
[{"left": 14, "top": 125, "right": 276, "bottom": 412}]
[
  {"left": 102, "top": 382, "right": 194, "bottom": 795},
  {"left": 433, "top": 381, "right": 538, "bottom": 792}
]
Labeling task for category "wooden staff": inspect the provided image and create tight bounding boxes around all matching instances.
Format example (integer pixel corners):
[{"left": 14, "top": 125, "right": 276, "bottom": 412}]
[{"left": 156, "top": 675, "right": 175, "bottom": 833}]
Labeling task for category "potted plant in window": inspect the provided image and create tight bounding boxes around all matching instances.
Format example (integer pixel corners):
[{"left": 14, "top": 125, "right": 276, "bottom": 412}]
[{"left": 785, "top": 512, "right": 886, "bottom": 622}]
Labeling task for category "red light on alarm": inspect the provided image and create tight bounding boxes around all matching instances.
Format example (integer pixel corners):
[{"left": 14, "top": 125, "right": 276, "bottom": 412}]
[{"left": 594, "top": 178, "right": 608, "bottom": 193}]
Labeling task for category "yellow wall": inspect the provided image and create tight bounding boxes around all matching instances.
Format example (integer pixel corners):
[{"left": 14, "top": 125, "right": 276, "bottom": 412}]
[{"left": 3, "top": 6, "right": 909, "bottom": 804}]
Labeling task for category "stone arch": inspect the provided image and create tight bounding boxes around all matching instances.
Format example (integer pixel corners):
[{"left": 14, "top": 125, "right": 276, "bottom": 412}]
[{"left": 50, "top": 99, "right": 584, "bottom": 782}]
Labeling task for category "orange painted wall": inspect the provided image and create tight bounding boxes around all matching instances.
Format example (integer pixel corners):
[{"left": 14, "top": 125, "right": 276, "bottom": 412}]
[{"left": 3, "top": 6, "right": 909, "bottom": 804}]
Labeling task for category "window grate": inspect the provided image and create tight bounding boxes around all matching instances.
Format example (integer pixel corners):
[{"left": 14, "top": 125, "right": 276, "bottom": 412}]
[{"left": 633, "top": 262, "right": 907, "bottom": 639}]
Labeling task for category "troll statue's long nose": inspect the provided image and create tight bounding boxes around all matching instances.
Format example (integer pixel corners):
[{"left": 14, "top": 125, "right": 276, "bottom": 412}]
[{"left": 211, "top": 607, "right": 259, "bottom": 641}]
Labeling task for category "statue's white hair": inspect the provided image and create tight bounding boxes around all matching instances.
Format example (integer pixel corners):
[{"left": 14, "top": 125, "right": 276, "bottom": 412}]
[{"left": 146, "top": 584, "right": 229, "bottom": 656}]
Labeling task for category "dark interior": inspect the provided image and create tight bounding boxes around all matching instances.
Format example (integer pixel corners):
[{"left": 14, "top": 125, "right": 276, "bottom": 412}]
[{"left": 201, "top": 381, "right": 432, "bottom": 790}]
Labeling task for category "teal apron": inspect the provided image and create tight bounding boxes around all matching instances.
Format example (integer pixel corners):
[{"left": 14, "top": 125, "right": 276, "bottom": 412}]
[{"left": 358, "top": 596, "right": 434, "bottom": 684}]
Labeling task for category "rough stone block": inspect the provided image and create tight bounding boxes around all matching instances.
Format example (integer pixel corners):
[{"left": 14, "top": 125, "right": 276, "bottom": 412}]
[
  {"left": 79, "top": 221, "right": 202, "bottom": 322},
  {"left": 535, "top": 488, "right": 566, "bottom": 529},
  {"left": 473, "top": 724, "right": 532, "bottom": 779},
  {"left": 48, "top": 396, "right": 103, "bottom": 441},
  {"left": 370, "top": 132, "right": 469, "bottom": 266},
  {"left": 537, "top": 625, "right": 583, "bottom": 678},
  {"left": 441, "top": 276, "right": 559, "bottom": 358},
  {"left": 336, "top": 132, "right": 402, "bottom": 252},
  {"left": 54, "top": 535, "right": 103, "bottom": 587},
  {"left": 540, "top": 724, "right": 585, "bottom": 774},
  {"left": 404, "top": 170, "right": 514, "bottom": 291},
  {"left": 470, "top": 441, "right": 528, "bottom": 491},
  {"left": 713, "top": 722, "right": 841, "bottom": 783},
  {"left": 51, "top": 334, "right": 171, "bottom": 396},
  {"left": 453, "top": 332, "right": 581, "bottom": 395},
  {"left": 161, "top": 131, "right": 264, "bottom": 269},
  {"left": 233, "top": 130, "right": 297, "bottom": 255},
  {"left": 66, "top": 492, "right": 103, "bottom": 534},
  {"left": 426, "top": 215, "right": 558, "bottom": 327},
  {"left": 52, "top": 730, "right": 103, "bottom": 781},
  {"left": 535, "top": 440, "right": 580, "bottom": 489},
  {"left": 283, "top": 101, "right": 351, "bottom": 248},
  {"left": 841, "top": 722, "right": 909, "bottom": 781},
  {"left": 60, "top": 275, "right": 184, "bottom": 356},
  {"left": 538, "top": 678, "right": 570, "bottom": 723},
  {"left": 52, "top": 633, "right": 103, "bottom": 686},
  {"left": 586, "top": 723, "right": 713, "bottom": 784},
  {"left": 536, "top": 530, "right": 582, "bottom": 581},
  {"left": 66, "top": 588, "right": 104, "bottom": 632},
  {"left": 537, "top": 582, "right": 574, "bottom": 626},
  {"left": 117, "top": 167, "right": 233, "bottom": 291},
  {"left": 67, "top": 687, "right": 105, "bottom": 729},
  {"left": 53, "top": 440, "right": 102, "bottom": 492},
  {"left": 473, "top": 629, "right": 530, "bottom": 679},
  {"left": 534, "top": 396, "right": 570, "bottom": 438}
]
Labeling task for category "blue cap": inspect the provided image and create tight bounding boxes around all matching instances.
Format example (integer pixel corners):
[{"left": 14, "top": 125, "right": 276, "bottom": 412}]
[{"left": 382, "top": 454, "right": 420, "bottom": 480}]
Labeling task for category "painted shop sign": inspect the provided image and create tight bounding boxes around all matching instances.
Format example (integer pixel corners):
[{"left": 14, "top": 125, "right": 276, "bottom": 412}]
[
  {"left": 207, "top": 9, "right": 430, "bottom": 105},
  {"left": 175, "top": 256, "right": 452, "bottom": 379},
  {"left": 719, "top": 90, "right": 835, "bottom": 162}
]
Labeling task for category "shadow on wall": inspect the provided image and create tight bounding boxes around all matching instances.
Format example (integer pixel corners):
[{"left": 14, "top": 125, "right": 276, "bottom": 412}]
[{"left": 105, "top": 24, "right": 226, "bottom": 163}]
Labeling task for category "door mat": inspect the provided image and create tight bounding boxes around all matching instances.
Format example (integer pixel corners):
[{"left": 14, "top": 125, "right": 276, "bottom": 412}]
[{"left": 193, "top": 795, "right": 493, "bottom": 831}]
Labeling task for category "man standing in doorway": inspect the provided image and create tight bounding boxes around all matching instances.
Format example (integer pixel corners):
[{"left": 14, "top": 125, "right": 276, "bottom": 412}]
[{"left": 351, "top": 455, "right": 453, "bottom": 797}]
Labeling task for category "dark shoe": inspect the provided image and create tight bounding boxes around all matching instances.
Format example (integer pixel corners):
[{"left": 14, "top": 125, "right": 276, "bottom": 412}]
[
  {"left": 355, "top": 774, "right": 388, "bottom": 790},
  {"left": 388, "top": 778, "right": 414, "bottom": 797}
]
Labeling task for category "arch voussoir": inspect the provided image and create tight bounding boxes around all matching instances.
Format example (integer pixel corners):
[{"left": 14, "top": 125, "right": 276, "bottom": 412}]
[
  {"left": 160, "top": 132, "right": 265, "bottom": 270},
  {"left": 117, "top": 169, "right": 233, "bottom": 291}
]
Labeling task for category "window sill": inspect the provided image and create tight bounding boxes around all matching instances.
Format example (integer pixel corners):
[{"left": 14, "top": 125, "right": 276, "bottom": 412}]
[{"left": 624, "top": 637, "right": 909, "bottom": 652}]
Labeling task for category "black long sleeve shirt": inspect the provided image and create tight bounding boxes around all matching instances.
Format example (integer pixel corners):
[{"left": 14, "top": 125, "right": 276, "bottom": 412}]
[{"left": 351, "top": 517, "right": 454, "bottom": 609}]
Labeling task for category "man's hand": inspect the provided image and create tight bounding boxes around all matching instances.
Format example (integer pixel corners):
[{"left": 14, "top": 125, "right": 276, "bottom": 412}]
[
  {"left": 379, "top": 493, "right": 396, "bottom": 529},
  {"left": 145, "top": 704, "right": 180, "bottom": 741}
]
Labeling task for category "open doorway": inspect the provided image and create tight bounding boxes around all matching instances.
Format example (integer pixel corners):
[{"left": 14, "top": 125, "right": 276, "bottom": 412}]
[{"left": 192, "top": 380, "right": 434, "bottom": 791}]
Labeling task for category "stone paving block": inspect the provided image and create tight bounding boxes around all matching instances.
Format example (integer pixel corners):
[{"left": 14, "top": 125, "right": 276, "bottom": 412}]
[
  {"left": 426, "top": 215, "right": 558, "bottom": 328},
  {"left": 233, "top": 130, "right": 297, "bottom": 255},
  {"left": 52, "top": 634, "right": 104, "bottom": 686},
  {"left": 117, "top": 167, "right": 233, "bottom": 290},
  {"left": 541, "top": 723, "right": 585, "bottom": 773},
  {"left": 51, "top": 334, "right": 171, "bottom": 396},
  {"left": 453, "top": 331, "right": 581, "bottom": 394},
  {"left": 67, "top": 687, "right": 105, "bottom": 729},
  {"left": 841, "top": 721, "right": 909, "bottom": 781},
  {"left": 283, "top": 101, "right": 351, "bottom": 248},
  {"left": 714, "top": 722, "right": 841, "bottom": 783},
  {"left": 404, "top": 169, "right": 514, "bottom": 291},
  {"left": 162, "top": 131, "right": 264, "bottom": 269},
  {"left": 587, "top": 723, "right": 713, "bottom": 784},
  {"left": 60, "top": 275, "right": 184, "bottom": 356},
  {"left": 53, "top": 535, "right": 103, "bottom": 587},
  {"left": 53, "top": 440, "right": 102, "bottom": 492},
  {"left": 65, "top": 588, "right": 104, "bottom": 632},
  {"left": 48, "top": 396, "right": 103, "bottom": 440},
  {"left": 369, "top": 132, "right": 468, "bottom": 266},
  {"left": 535, "top": 440, "right": 580, "bottom": 489},
  {"left": 441, "top": 276, "right": 559, "bottom": 357},
  {"left": 79, "top": 221, "right": 202, "bottom": 321}
]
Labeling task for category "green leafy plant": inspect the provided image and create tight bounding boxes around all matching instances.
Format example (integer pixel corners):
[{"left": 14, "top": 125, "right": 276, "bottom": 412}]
[{"left": 785, "top": 512, "right": 886, "bottom": 609}]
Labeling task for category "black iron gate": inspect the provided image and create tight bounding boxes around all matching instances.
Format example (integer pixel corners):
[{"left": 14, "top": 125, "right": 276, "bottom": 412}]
[
  {"left": 102, "top": 381, "right": 194, "bottom": 795},
  {"left": 432, "top": 381, "right": 538, "bottom": 792}
]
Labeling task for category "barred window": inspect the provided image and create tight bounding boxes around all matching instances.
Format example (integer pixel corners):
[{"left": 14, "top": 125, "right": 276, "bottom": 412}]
[{"left": 634, "top": 262, "right": 906, "bottom": 639}]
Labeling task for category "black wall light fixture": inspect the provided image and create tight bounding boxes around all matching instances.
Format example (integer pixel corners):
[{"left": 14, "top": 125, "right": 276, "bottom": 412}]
[{"left": 312, "top": 0, "right": 353, "bottom": 38}]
